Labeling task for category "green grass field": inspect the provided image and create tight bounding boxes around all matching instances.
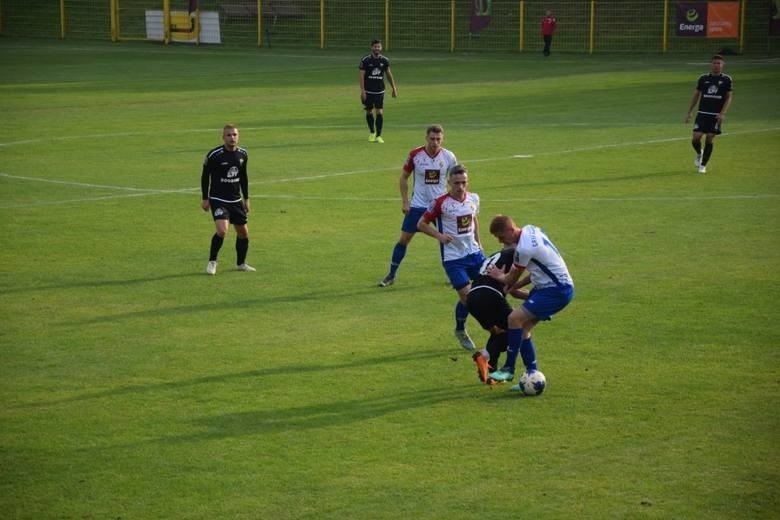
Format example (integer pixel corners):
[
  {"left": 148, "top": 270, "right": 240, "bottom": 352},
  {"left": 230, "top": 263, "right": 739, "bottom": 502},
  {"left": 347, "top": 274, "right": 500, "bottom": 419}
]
[{"left": 1, "top": 39, "right": 779, "bottom": 519}]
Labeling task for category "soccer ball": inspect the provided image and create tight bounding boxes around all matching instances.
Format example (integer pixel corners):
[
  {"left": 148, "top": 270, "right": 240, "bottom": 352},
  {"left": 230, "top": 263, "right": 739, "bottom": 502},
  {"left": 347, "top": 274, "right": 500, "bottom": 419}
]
[{"left": 518, "top": 370, "right": 546, "bottom": 396}]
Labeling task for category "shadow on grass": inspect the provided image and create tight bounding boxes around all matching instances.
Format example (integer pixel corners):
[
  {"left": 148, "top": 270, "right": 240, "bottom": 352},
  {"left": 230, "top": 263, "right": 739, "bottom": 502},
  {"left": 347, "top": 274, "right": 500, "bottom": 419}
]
[
  {"left": 489, "top": 169, "right": 685, "bottom": 191},
  {"left": 10, "top": 348, "right": 445, "bottom": 410},
  {"left": 172, "top": 383, "right": 477, "bottom": 441},
  {"left": 46, "top": 281, "right": 419, "bottom": 326},
  {"left": 0, "top": 272, "right": 202, "bottom": 295}
]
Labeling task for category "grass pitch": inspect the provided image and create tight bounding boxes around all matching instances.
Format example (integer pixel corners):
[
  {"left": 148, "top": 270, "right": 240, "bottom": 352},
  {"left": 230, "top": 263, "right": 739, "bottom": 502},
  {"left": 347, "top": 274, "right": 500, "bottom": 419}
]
[{"left": 0, "top": 40, "right": 778, "bottom": 519}]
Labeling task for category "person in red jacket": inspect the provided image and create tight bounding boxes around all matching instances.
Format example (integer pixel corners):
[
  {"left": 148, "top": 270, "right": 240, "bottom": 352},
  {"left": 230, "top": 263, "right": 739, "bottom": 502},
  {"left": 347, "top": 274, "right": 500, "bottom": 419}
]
[{"left": 541, "top": 10, "right": 557, "bottom": 57}]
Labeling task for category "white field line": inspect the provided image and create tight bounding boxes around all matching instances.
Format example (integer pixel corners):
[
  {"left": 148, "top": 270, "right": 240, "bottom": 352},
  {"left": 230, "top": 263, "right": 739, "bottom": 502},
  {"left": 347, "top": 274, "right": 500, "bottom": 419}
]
[{"left": 1, "top": 127, "right": 778, "bottom": 208}]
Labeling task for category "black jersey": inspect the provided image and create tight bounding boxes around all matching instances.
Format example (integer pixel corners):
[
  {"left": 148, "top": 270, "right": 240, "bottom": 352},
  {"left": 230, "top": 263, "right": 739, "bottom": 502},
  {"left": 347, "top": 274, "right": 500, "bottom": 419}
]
[
  {"left": 359, "top": 53, "right": 391, "bottom": 94},
  {"left": 695, "top": 73, "right": 733, "bottom": 114},
  {"left": 471, "top": 248, "right": 515, "bottom": 292},
  {"left": 201, "top": 145, "right": 249, "bottom": 203}
]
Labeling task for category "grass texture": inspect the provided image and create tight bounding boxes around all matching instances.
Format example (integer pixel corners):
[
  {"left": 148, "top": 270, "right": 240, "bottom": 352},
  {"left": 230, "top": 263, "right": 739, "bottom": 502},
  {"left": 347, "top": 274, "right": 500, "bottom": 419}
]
[{"left": 0, "top": 39, "right": 778, "bottom": 519}]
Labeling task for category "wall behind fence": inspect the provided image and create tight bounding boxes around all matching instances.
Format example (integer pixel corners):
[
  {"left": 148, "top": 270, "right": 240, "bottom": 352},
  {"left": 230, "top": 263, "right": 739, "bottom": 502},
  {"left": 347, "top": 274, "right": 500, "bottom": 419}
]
[{"left": 1, "top": 0, "right": 777, "bottom": 54}]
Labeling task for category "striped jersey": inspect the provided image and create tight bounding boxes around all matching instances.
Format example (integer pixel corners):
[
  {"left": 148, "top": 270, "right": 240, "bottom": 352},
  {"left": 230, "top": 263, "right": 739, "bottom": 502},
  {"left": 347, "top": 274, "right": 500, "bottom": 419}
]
[
  {"left": 513, "top": 225, "right": 573, "bottom": 289},
  {"left": 403, "top": 146, "right": 458, "bottom": 208},
  {"left": 422, "top": 191, "right": 481, "bottom": 262}
]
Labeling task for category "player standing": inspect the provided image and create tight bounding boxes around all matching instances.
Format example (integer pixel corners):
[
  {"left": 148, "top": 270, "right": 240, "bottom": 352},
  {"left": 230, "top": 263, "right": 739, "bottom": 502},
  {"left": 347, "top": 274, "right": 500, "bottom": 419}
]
[
  {"left": 359, "top": 39, "right": 397, "bottom": 144},
  {"left": 378, "top": 124, "right": 458, "bottom": 288},
  {"left": 417, "top": 165, "right": 485, "bottom": 352},
  {"left": 684, "top": 54, "right": 733, "bottom": 174},
  {"left": 201, "top": 124, "right": 255, "bottom": 275}
]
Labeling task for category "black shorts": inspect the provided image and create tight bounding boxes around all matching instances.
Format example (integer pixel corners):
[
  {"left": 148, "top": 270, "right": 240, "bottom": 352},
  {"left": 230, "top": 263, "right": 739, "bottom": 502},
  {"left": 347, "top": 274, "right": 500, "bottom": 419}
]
[
  {"left": 693, "top": 113, "right": 722, "bottom": 135},
  {"left": 363, "top": 92, "right": 384, "bottom": 110},
  {"left": 210, "top": 200, "right": 247, "bottom": 225},
  {"left": 466, "top": 286, "right": 513, "bottom": 331}
]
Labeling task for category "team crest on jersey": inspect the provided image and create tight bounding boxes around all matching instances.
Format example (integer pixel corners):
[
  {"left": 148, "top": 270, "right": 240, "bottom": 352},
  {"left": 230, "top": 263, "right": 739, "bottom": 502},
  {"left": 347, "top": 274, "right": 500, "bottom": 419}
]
[
  {"left": 424, "top": 169, "right": 441, "bottom": 184},
  {"left": 457, "top": 215, "right": 472, "bottom": 234},
  {"left": 227, "top": 166, "right": 239, "bottom": 177}
]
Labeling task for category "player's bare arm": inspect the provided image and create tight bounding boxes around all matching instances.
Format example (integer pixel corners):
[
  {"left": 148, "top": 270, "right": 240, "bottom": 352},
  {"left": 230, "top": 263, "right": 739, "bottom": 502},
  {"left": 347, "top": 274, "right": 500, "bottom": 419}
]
[
  {"left": 685, "top": 89, "right": 701, "bottom": 123},
  {"left": 399, "top": 170, "right": 411, "bottom": 213},
  {"left": 359, "top": 70, "right": 367, "bottom": 101},
  {"left": 717, "top": 91, "right": 733, "bottom": 123},
  {"left": 386, "top": 69, "right": 397, "bottom": 97},
  {"left": 417, "top": 217, "right": 453, "bottom": 244}
]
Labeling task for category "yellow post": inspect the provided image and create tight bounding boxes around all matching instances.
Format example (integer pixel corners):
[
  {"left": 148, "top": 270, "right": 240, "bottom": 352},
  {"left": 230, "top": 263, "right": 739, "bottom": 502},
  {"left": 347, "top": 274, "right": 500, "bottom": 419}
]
[
  {"left": 60, "top": 0, "right": 65, "bottom": 39},
  {"left": 739, "top": 0, "right": 746, "bottom": 53},
  {"left": 320, "top": 0, "right": 324, "bottom": 49},
  {"left": 662, "top": 0, "right": 668, "bottom": 53},
  {"left": 163, "top": 0, "right": 170, "bottom": 44},
  {"left": 589, "top": 0, "right": 595, "bottom": 54},
  {"left": 385, "top": 0, "right": 389, "bottom": 49},
  {"left": 110, "top": 0, "right": 117, "bottom": 41},
  {"left": 519, "top": 0, "right": 524, "bottom": 52},
  {"left": 257, "top": 0, "right": 263, "bottom": 46},
  {"left": 450, "top": 0, "right": 455, "bottom": 52}
]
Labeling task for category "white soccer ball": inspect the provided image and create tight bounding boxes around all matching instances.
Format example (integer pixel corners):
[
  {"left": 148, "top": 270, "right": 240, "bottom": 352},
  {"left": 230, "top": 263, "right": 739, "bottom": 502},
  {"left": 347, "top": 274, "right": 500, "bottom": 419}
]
[{"left": 519, "top": 370, "right": 546, "bottom": 396}]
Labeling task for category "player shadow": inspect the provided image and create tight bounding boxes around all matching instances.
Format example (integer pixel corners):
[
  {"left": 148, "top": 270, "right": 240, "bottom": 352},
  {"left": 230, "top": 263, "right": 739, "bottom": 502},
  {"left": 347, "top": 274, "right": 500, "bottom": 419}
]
[
  {"left": 9, "top": 349, "right": 445, "bottom": 410},
  {"left": 490, "top": 169, "right": 684, "bottom": 191},
  {"left": 0, "top": 272, "right": 202, "bottom": 295},
  {"left": 100, "top": 382, "right": 477, "bottom": 451},
  {"left": 55, "top": 284, "right": 398, "bottom": 326}
]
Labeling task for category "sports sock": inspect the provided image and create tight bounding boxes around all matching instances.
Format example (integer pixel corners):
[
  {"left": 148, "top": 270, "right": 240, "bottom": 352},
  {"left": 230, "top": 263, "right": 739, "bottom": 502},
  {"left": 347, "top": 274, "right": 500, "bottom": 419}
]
[
  {"left": 455, "top": 301, "right": 468, "bottom": 331},
  {"left": 375, "top": 114, "right": 384, "bottom": 136},
  {"left": 388, "top": 242, "right": 406, "bottom": 278},
  {"left": 692, "top": 140, "right": 702, "bottom": 155},
  {"left": 366, "top": 113, "right": 375, "bottom": 133},
  {"left": 209, "top": 233, "right": 224, "bottom": 261},
  {"left": 236, "top": 237, "right": 249, "bottom": 265},
  {"left": 702, "top": 142, "right": 713, "bottom": 165},
  {"left": 503, "top": 328, "right": 523, "bottom": 372},
  {"left": 486, "top": 332, "right": 506, "bottom": 370},
  {"left": 520, "top": 337, "right": 538, "bottom": 372}
]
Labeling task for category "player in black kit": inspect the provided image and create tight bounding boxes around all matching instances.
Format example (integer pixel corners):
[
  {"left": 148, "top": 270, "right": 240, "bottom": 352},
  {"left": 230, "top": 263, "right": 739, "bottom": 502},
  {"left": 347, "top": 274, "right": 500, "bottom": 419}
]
[
  {"left": 467, "top": 247, "right": 529, "bottom": 385},
  {"left": 684, "top": 54, "right": 733, "bottom": 174},
  {"left": 359, "top": 39, "right": 397, "bottom": 144},
  {"left": 201, "top": 124, "right": 255, "bottom": 275}
]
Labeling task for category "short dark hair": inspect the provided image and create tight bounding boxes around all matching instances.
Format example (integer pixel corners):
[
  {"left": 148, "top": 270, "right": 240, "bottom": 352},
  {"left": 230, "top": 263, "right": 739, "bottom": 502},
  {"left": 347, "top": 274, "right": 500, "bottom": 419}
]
[
  {"left": 426, "top": 124, "right": 443, "bottom": 135},
  {"left": 371, "top": 39, "right": 381, "bottom": 45},
  {"left": 448, "top": 164, "right": 468, "bottom": 178},
  {"left": 711, "top": 54, "right": 725, "bottom": 61}
]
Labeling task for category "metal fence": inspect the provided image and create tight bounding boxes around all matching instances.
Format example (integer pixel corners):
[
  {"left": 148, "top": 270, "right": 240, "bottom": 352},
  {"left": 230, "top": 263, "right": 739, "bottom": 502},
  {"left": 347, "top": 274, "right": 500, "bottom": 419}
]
[{"left": 1, "top": 0, "right": 777, "bottom": 53}]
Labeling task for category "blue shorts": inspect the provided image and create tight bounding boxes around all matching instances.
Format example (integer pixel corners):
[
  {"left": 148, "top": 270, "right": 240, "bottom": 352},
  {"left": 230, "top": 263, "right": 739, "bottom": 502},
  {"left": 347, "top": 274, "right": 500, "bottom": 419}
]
[
  {"left": 523, "top": 285, "right": 574, "bottom": 321},
  {"left": 401, "top": 207, "right": 427, "bottom": 234},
  {"left": 444, "top": 251, "right": 486, "bottom": 291}
]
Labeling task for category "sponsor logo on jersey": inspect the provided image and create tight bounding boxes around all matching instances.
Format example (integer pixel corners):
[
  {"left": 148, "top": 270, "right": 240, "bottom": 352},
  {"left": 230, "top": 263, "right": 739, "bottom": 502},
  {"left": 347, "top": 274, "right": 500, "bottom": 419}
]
[
  {"left": 424, "top": 169, "right": 441, "bottom": 184},
  {"left": 457, "top": 214, "right": 472, "bottom": 234}
]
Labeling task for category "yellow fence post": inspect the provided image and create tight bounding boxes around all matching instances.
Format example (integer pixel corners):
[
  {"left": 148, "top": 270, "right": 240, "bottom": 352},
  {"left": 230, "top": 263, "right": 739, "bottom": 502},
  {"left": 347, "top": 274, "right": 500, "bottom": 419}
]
[
  {"left": 110, "top": 0, "right": 117, "bottom": 41},
  {"left": 519, "top": 0, "right": 524, "bottom": 52},
  {"left": 163, "top": 0, "right": 170, "bottom": 44},
  {"left": 450, "top": 0, "right": 455, "bottom": 52},
  {"left": 60, "top": 0, "right": 65, "bottom": 39},
  {"left": 739, "top": 0, "right": 745, "bottom": 53},
  {"left": 320, "top": 0, "right": 324, "bottom": 49},
  {"left": 662, "top": 0, "right": 668, "bottom": 53},
  {"left": 385, "top": 0, "right": 389, "bottom": 49},
  {"left": 589, "top": 0, "right": 595, "bottom": 54}
]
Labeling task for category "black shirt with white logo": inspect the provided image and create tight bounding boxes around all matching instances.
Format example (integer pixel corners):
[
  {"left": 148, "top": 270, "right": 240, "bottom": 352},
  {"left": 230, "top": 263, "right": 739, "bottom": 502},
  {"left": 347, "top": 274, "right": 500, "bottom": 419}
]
[
  {"left": 696, "top": 73, "right": 733, "bottom": 114},
  {"left": 359, "top": 54, "right": 391, "bottom": 94},
  {"left": 201, "top": 145, "right": 249, "bottom": 202}
]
